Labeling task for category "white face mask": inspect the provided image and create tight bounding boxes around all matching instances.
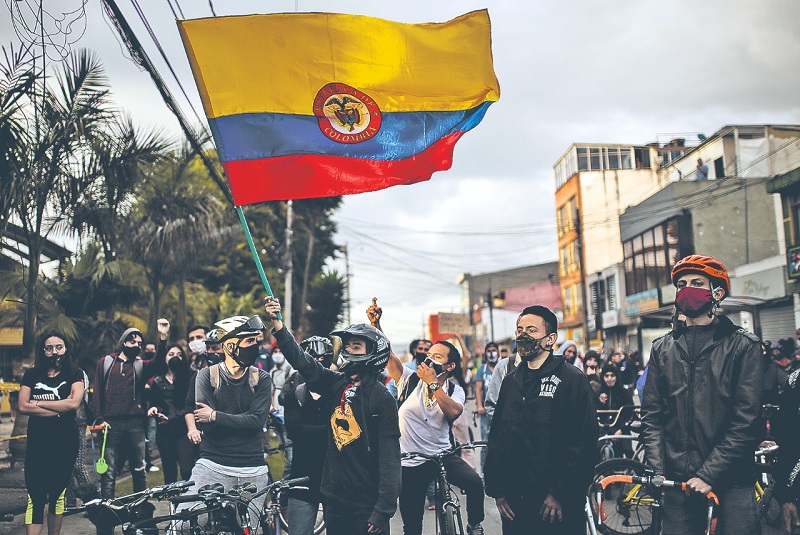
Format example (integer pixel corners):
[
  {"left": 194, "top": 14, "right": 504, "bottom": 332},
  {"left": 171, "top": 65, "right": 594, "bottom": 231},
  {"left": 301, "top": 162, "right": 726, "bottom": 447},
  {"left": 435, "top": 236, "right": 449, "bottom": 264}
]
[
  {"left": 272, "top": 353, "right": 286, "bottom": 365},
  {"left": 188, "top": 339, "right": 206, "bottom": 355}
]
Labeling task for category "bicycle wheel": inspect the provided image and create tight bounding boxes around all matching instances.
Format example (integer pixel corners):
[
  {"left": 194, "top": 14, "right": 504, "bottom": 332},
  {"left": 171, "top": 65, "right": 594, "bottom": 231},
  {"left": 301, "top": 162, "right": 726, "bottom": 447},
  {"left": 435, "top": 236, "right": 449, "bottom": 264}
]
[
  {"left": 589, "top": 459, "right": 659, "bottom": 535},
  {"left": 440, "top": 503, "right": 462, "bottom": 535}
]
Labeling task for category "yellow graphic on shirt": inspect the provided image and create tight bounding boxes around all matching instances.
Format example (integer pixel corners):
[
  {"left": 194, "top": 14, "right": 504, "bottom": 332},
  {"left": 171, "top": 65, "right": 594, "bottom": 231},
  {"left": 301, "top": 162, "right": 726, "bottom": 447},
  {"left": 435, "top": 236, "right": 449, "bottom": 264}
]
[{"left": 331, "top": 403, "right": 361, "bottom": 451}]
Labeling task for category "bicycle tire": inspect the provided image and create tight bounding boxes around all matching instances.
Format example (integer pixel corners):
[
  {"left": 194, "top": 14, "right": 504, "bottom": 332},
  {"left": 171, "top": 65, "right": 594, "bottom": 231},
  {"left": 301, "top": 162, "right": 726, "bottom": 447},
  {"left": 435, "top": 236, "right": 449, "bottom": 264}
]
[
  {"left": 277, "top": 501, "right": 325, "bottom": 535},
  {"left": 589, "top": 458, "right": 659, "bottom": 535},
  {"left": 441, "top": 503, "right": 462, "bottom": 535}
]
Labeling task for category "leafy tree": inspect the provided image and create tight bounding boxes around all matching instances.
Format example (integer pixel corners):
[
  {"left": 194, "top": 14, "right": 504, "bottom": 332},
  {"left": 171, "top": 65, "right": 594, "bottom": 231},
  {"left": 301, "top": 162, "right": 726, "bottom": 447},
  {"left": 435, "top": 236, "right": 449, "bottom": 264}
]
[
  {"left": 123, "top": 146, "right": 236, "bottom": 338},
  {"left": 305, "top": 269, "right": 347, "bottom": 337},
  {"left": 1, "top": 48, "right": 115, "bottom": 359}
]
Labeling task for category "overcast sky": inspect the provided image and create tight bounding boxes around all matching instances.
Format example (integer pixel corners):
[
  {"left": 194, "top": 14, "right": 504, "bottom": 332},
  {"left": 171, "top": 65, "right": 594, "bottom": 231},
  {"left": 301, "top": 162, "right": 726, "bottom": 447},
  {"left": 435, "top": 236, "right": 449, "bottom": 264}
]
[{"left": 4, "top": 0, "right": 800, "bottom": 350}]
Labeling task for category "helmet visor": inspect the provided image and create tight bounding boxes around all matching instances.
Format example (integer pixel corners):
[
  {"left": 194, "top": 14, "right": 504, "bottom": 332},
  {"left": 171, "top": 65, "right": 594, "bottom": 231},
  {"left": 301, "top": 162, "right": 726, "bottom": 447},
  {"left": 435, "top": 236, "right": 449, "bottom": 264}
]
[
  {"left": 225, "top": 315, "right": 265, "bottom": 341},
  {"left": 303, "top": 338, "right": 331, "bottom": 356}
]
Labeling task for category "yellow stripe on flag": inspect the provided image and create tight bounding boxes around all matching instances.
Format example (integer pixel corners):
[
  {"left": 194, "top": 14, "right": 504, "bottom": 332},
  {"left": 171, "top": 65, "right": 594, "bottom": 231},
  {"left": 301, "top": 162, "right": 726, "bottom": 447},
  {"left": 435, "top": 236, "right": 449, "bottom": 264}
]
[{"left": 178, "top": 10, "right": 499, "bottom": 118}]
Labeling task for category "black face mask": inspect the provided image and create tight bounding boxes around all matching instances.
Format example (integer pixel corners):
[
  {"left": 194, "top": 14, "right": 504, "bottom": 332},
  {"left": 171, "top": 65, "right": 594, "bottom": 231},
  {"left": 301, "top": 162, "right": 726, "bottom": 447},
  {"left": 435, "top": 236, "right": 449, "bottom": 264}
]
[
  {"left": 235, "top": 343, "right": 260, "bottom": 367},
  {"left": 424, "top": 357, "right": 446, "bottom": 375},
  {"left": 168, "top": 358, "right": 182, "bottom": 372},
  {"left": 515, "top": 332, "right": 551, "bottom": 362},
  {"left": 414, "top": 351, "right": 428, "bottom": 364},
  {"left": 49, "top": 352, "right": 66, "bottom": 369},
  {"left": 122, "top": 346, "right": 141, "bottom": 358},
  {"left": 205, "top": 352, "right": 224, "bottom": 365},
  {"left": 144, "top": 351, "right": 156, "bottom": 360}
]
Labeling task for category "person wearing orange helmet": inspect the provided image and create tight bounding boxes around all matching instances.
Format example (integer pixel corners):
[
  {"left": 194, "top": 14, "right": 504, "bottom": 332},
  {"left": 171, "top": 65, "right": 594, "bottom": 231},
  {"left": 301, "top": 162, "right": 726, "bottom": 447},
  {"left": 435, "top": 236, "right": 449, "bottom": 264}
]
[{"left": 642, "top": 255, "right": 764, "bottom": 534}]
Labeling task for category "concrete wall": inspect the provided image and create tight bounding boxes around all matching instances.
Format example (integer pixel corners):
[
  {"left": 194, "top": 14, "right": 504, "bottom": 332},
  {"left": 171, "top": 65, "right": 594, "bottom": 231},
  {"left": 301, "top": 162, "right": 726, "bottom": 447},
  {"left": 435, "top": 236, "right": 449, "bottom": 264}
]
[
  {"left": 579, "top": 168, "right": 661, "bottom": 274},
  {"left": 690, "top": 178, "right": 782, "bottom": 269}
]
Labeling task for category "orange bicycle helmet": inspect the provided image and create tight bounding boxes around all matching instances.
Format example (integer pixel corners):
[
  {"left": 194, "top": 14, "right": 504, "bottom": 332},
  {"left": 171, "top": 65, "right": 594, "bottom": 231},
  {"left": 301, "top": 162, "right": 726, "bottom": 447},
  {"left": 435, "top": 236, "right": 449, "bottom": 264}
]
[{"left": 671, "top": 255, "right": 730, "bottom": 294}]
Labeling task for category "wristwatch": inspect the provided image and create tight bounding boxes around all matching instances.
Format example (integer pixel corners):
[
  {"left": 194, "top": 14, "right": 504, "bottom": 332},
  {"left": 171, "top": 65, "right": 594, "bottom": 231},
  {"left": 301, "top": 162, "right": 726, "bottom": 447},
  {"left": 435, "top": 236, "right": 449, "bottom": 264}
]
[{"left": 428, "top": 381, "right": 441, "bottom": 393}]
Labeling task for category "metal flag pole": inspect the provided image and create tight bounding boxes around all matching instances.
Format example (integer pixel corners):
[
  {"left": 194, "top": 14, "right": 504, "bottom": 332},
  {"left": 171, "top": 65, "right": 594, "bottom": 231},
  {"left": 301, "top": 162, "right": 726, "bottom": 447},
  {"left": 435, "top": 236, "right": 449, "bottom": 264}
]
[{"left": 236, "top": 206, "right": 283, "bottom": 321}]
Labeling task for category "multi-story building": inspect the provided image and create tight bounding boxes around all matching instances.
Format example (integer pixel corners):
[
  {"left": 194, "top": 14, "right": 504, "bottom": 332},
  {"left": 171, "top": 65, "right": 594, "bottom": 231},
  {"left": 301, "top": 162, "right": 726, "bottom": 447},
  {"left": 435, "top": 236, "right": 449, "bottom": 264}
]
[
  {"left": 457, "top": 262, "right": 561, "bottom": 349},
  {"left": 620, "top": 125, "right": 800, "bottom": 363},
  {"left": 553, "top": 143, "right": 667, "bottom": 350}
]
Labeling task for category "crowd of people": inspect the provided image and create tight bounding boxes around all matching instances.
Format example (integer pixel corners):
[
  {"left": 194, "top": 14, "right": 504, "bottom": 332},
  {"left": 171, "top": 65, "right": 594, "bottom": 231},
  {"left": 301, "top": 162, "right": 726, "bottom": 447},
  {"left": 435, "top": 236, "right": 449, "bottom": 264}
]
[{"left": 11, "top": 253, "right": 800, "bottom": 535}]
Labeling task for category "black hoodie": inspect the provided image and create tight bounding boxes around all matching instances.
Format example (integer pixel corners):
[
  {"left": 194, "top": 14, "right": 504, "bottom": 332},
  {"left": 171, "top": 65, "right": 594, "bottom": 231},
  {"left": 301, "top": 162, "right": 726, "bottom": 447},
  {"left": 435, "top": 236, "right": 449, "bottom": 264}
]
[
  {"left": 273, "top": 326, "right": 401, "bottom": 532},
  {"left": 484, "top": 353, "right": 598, "bottom": 506}
]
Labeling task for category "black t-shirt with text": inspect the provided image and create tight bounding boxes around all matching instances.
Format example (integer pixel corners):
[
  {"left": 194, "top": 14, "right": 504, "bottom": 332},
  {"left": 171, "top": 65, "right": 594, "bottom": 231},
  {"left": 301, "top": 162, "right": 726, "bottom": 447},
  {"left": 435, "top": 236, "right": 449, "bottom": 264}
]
[{"left": 22, "top": 367, "right": 84, "bottom": 435}]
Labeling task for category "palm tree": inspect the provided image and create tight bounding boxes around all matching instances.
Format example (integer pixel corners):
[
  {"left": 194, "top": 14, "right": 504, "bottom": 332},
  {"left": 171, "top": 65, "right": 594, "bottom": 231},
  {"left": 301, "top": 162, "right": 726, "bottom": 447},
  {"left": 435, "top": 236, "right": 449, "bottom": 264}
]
[
  {"left": 1, "top": 47, "right": 114, "bottom": 359},
  {"left": 0, "top": 44, "right": 36, "bottom": 236},
  {"left": 72, "top": 115, "right": 170, "bottom": 264},
  {"left": 125, "top": 145, "right": 236, "bottom": 338},
  {"left": 305, "top": 269, "right": 346, "bottom": 336}
]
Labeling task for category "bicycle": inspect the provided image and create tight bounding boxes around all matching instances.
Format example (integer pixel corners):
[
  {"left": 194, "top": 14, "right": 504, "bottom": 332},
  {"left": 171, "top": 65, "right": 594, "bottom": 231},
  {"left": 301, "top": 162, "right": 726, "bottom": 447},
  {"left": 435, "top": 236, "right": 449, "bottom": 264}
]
[
  {"left": 596, "top": 406, "right": 642, "bottom": 462},
  {"left": 587, "top": 458, "right": 658, "bottom": 535},
  {"left": 591, "top": 472, "right": 719, "bottom": 535},
  {"left": 754, "top": 442, "right": 782, "bottom": 527},
  {"left": 401, "top": 441, "right": 486, "bottom": 535},
  {"left": 63, "top": 480, "right": 193, "bottom": 534},
  {"left": 124, "top": 475, "right": 310, "bottom": 534}
]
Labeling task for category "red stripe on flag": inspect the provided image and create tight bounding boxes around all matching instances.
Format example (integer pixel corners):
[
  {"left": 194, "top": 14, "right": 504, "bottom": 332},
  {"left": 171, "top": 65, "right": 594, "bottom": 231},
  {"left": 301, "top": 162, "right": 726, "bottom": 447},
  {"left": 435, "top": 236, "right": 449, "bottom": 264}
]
[{"left": 223, "top": 132, "right": 466, "bottom": 205}]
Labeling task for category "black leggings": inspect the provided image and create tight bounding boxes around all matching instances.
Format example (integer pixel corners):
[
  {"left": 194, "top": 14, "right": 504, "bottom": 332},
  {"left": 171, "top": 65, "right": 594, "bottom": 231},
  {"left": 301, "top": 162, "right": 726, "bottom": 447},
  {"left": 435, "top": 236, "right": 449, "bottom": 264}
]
[{"left": 25, "top": 427, "right": 78, "bottom": 525}]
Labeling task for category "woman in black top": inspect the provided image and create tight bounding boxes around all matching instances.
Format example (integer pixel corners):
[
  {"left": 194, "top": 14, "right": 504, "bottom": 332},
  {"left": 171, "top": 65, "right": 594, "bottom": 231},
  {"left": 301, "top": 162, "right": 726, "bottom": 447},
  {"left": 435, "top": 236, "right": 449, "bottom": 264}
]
[
  {"left": 147, "top": 344, "right": 194, "bottom": 483},
  {"left": 19, "top": 332, "right": 85, "bottom": 535}
]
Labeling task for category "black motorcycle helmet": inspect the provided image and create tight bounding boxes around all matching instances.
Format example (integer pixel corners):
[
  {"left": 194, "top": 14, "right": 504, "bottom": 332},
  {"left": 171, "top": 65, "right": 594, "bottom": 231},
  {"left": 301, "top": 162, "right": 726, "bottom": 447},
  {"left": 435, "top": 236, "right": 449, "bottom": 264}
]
[
  {"left": 330, "top": 323, "right": 390, "bottom": 374},
  {"left": 300, "top": 336, "right": 334, "bottom": 359}
]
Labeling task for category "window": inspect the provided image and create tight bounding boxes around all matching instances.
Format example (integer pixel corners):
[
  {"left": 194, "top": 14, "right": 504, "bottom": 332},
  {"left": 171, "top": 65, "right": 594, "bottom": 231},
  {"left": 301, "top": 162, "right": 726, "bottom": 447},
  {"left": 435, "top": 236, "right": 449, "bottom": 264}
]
[
  {"left": 557, "top": 197, "right": 577, "bottom": 237},
  {"left": 607, "top": 275, "right": 618, "bottom": 310},
  {"left": 623, "top": 217, "right": 684, "bottom": 296},
  {"left": 591, "top": 279, "right": 606, "bottom": 315}
]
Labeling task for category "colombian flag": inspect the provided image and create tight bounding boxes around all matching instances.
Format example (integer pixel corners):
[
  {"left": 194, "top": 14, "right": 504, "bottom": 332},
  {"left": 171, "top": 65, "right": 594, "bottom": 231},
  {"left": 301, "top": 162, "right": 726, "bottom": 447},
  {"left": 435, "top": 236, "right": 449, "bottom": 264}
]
[{"left": 178, "top": 10, "right": 500, "bottom": 206}]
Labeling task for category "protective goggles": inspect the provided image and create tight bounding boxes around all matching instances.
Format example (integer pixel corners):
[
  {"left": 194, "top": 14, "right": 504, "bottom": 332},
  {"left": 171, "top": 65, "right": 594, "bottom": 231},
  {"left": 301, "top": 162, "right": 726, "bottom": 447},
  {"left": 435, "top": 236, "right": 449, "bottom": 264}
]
[
  {"left": 222, "top": 315, "right": 265, "bottom": 341},
  {"left": 302, "top": 338, "right": 332, "bottom": 357}
]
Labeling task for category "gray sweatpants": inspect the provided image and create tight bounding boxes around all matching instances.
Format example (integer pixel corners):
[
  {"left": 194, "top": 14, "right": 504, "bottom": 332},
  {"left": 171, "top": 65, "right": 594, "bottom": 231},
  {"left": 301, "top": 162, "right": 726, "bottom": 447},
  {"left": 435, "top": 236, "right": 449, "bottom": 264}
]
[{"left": 173, "top": 460, "right": 271, "bottom": 531}]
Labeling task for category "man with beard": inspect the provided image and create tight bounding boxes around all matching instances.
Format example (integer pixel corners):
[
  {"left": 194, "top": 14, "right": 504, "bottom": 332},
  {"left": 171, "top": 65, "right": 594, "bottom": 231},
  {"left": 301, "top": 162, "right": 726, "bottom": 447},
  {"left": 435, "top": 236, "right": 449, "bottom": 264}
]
[
  {"left": 642, "top": 256, "right": 763, "bottom": 534},
  {"left": 179, "top": 315, "right": 273, "bottom": 516},
  {"left": 484, "top": 305, "right": 597, "bottom": 534}
]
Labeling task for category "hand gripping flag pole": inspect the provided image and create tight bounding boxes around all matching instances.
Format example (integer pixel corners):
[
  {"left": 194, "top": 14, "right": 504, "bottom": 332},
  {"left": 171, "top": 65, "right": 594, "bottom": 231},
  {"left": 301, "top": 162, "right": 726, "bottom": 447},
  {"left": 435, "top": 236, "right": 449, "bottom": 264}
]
[{"left": 236, "top": 206, "right": 283, "bottom": 321}]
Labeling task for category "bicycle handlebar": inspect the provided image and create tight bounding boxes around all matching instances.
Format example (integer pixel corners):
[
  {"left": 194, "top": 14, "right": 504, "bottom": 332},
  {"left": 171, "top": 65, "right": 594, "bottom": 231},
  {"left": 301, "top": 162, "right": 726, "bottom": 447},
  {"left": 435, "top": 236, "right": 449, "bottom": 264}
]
[
  {"left": 595, "top": 474, "right": 718, "bottom": 535},
  {"left": 401, "top": 441, "right": 488, "bottom": 462},
  {"left": 754, "top": 444, "right": 779, "bottom": 457}
]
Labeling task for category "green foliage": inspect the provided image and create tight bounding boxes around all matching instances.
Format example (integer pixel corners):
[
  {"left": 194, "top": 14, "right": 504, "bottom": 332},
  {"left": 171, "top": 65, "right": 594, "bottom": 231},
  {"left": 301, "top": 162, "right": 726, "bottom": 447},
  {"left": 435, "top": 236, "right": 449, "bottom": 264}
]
[{"left": 305, "top": 269, "right": 347, "bottom": 337}]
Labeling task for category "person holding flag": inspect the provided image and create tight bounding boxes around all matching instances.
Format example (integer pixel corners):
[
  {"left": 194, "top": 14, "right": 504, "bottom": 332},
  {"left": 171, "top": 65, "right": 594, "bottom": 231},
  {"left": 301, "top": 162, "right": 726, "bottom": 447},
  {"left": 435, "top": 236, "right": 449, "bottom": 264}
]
[{"left": 265, "top": 296, "right": 401, "bottom": 535}]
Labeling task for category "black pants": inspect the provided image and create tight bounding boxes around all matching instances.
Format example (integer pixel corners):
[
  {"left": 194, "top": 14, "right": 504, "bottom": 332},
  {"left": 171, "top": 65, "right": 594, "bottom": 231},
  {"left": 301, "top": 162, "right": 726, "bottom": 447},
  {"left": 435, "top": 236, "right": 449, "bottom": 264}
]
[
  {"left": 101, "top": 416, "right": 147, "bottom": 499},
  {"left": 500, "top": 494, "right": 584, "bottom": 535},
  {"left": 155, "top": 420, "right": 195, "bottom": 484},
  {"left": 399, "top": 456, "right": 484, "bottom": 535},
  {"left": 323, "top": 500, "right": 376, "bottom": 535}
]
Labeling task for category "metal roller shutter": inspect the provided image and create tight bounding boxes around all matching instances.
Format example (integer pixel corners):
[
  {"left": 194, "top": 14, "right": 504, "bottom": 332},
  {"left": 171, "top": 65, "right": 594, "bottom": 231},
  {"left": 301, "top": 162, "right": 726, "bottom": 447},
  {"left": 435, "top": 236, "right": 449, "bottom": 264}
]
[{"left": 758, "top": 305, "right": 795, "bottom": 343}]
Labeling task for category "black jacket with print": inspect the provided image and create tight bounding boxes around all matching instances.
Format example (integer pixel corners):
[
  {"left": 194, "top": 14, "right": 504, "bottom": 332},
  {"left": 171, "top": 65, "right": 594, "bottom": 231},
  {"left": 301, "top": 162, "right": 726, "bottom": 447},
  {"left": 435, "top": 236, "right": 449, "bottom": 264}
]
[
  {"left": 484, "top": 353, "right": 598, "bottom": 505},
  {"left": 273, "top": 325, "right": 401, "bottom": 533}
]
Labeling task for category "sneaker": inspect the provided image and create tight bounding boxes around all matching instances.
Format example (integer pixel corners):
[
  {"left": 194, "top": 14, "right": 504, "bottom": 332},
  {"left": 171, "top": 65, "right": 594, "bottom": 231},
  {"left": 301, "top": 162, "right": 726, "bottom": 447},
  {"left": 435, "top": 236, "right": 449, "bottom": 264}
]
[
  {"left": 467, "top": 523, "right": 484, "bottom": 535},
  {"left": 427, "top": 503, "right": 436, "bottom": 511},
  {"left": 148, "top": 465, "right": 160, "bottom": 472}
]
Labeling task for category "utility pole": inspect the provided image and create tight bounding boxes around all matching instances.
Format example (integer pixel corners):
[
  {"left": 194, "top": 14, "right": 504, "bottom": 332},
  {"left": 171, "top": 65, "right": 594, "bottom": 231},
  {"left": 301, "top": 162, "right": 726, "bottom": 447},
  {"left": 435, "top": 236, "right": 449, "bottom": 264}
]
[
  {"left": 284, "top": 200, "right": 293, "bottom": 328},
  {"left": 343, "top": 243, "right": 351, "bottom": 325},
  {"left": 575, "top": 208, "right": 590, "bottom": 350},
  {"left": 487, "top": 287, "right": 495, "bottom": 343}
]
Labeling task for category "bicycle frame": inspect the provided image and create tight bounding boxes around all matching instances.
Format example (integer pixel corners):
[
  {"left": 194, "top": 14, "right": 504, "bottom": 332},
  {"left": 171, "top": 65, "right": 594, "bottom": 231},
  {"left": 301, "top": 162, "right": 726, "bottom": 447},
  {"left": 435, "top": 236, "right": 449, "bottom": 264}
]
[
  {"left": 433, "top": 460, "right": 464, "bottom": 535},
  {"left": 595, "top": 474, "right": 719, "bottom": 535}
]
